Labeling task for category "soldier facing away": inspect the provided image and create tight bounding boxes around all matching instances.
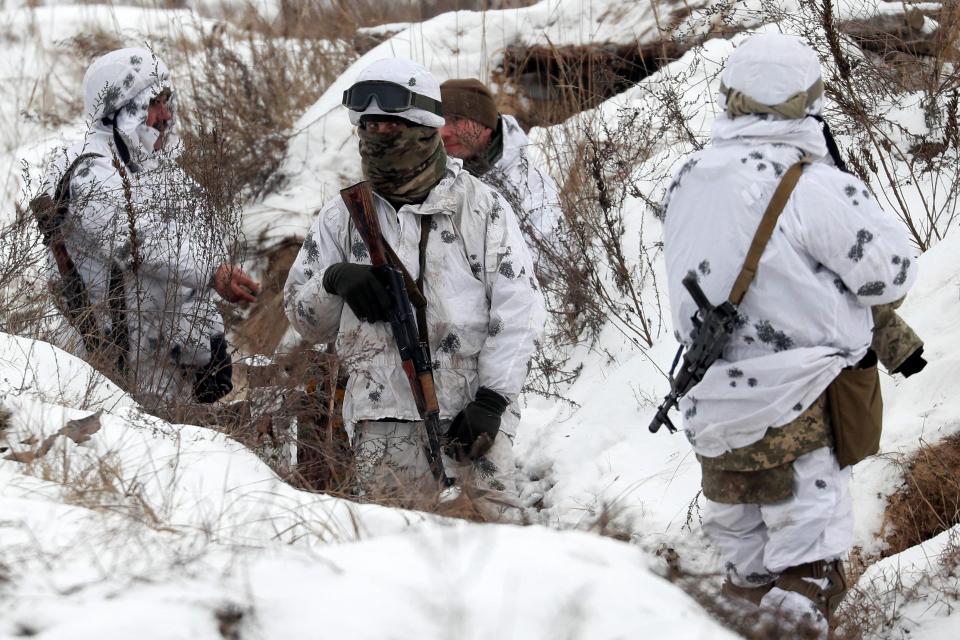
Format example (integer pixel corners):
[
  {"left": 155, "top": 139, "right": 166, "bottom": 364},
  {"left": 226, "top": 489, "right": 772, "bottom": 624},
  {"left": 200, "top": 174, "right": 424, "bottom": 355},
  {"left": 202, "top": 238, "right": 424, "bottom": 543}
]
[
  {"left": 660, "top": 34, "right": 923, "bottom": 636},
  {"left": 283, "top": 59, "right": 546, "bottom": 508},
  {"left": 439, "top": 78, "right": 561, "bottom": 264},
  {"left": 36, "top": 48, "right": 259, "bottom": 408}
]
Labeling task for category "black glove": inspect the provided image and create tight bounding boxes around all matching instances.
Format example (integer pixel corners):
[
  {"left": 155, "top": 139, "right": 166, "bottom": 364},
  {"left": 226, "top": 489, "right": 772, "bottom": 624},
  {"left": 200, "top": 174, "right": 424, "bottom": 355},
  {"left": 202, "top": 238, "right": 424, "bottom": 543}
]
[
  {"left": 892, "top": 347, "right": 927, "bottom": 377},
  {"left": 446, "top": 387, "right": 510, "bottom": 461},
  {"left": 322, "top": 262, "right": 391, "bottom": 323},
  {"left": 193, "top": 333, "right": 233, "bottom": 404}
]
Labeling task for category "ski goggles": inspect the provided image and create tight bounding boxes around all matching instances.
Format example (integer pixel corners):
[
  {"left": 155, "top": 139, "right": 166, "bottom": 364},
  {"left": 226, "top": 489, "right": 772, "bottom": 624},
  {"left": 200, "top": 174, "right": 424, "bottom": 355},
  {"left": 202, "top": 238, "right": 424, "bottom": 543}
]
[{"left": 342, "top": 81, "right": 442, "bottom": 116}]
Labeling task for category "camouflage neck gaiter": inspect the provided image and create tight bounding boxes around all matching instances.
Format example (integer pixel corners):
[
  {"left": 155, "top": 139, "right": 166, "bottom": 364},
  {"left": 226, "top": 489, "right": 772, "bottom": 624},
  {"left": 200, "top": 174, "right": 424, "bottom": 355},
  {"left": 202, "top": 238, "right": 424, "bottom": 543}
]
[
  {"left": 463, "top": 118, "right": 504, "bottom": 177},
  {"left": 358, "top": 125, "right": 448, "bottom": 207}
]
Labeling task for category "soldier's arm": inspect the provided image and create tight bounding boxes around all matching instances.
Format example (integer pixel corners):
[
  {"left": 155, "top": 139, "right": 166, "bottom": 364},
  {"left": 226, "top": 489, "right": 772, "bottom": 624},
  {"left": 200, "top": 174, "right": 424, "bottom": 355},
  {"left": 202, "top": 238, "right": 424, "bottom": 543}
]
[
  {"left": 283, "top": 204, "right": 347, "bottom": 343},
  {"left": 792, "top": 167, "right": 918, "bottom": 307},
  {"left": 871, "top": 300, "right": 924, "bottom": 373},
  {"left": 477, "top": 190, "right": 547, "bottom": 401}
]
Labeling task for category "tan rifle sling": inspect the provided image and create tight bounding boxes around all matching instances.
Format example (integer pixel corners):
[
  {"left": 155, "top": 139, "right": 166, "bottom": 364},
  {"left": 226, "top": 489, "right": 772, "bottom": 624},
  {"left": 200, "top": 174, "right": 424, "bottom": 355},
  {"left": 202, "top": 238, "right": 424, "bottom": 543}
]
[{"left": 728, "top": 159, "right": 810, "bottom": 304}]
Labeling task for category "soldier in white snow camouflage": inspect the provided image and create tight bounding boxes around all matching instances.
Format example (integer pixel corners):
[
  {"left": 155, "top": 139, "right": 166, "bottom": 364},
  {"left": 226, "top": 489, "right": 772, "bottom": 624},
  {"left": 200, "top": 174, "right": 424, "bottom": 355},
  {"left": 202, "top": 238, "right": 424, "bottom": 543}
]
[
  {"left": 439, "top": 78, "right": 561, "bottom": 266},
  {"left": 661, "top": 34, "right": 922, "bottom": 637},
  {"left": 37, "top": 48, "right": 258, "bottom": 408},
  {"left": 284, "top": 59, "right": 546, "bottom": 508}
]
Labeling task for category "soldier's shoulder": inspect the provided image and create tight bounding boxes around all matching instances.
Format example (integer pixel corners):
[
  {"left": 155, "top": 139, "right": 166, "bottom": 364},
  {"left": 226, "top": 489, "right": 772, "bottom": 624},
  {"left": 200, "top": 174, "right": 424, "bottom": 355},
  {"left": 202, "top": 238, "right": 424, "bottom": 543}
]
[
  {"left": 796, "top": 162, "right": 874, "bottom": 209},
  {"left": 314, "top": 194, "right": 350, "bottom": 226},
  {"left": 445, "top": 161, "right": 496, "bottom": 203},
  {"left": 500, "top": 114, "right": 527, "bottom": 141},
  {"left": 41, "top": 141, "right": 112, "bottom": 194}
]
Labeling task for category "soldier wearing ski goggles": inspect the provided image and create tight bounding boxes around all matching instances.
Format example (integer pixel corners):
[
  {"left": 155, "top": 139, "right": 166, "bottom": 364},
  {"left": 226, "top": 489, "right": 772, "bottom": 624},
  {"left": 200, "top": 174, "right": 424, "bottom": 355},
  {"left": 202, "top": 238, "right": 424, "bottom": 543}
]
[{"left": 286, "top": 58, "right": 546, "bottom": 512}]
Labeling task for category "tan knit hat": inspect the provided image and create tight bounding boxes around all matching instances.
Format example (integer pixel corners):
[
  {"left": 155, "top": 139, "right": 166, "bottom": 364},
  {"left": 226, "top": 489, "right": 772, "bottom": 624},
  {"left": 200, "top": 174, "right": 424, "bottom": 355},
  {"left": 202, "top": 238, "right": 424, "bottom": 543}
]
[{"left": 440, "top": 78, "right": 499, "bottom": 131}]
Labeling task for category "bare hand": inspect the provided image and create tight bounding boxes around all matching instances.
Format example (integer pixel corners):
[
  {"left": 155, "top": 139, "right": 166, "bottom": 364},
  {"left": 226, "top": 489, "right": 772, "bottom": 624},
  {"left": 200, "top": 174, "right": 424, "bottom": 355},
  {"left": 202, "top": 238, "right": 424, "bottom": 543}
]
[{"left": 213, "top": 264, "right": 260, "bottom": 304}]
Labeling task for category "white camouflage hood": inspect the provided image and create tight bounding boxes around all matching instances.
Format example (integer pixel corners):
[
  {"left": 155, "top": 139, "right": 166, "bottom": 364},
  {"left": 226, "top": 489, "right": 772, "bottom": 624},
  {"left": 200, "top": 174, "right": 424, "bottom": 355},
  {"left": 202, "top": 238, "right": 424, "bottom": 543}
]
[{"left": 82, "top": 47, "right": 181, "bottom": 170}]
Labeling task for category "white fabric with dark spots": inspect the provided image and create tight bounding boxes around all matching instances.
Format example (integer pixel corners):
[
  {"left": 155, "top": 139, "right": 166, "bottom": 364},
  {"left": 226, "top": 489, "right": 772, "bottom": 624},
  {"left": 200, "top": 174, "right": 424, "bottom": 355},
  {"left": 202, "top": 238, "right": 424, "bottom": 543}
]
[
  {"left": 662, "top": 114, "right": 918, "bottom": 457},
  {"left": 41, "top": 48, "right": 223, "bottom": 397},
  {"left": 482, "top": 114, "right": 561, "bottom": 259},
  {"left": 354, "top": 420, "right": 517, "bottom": 511},
  {"left": 702, "top": 446, "right": 852, "bottom": 586},
  {"left": 284, "top": 158, "right": 545, "bottom": 435}
]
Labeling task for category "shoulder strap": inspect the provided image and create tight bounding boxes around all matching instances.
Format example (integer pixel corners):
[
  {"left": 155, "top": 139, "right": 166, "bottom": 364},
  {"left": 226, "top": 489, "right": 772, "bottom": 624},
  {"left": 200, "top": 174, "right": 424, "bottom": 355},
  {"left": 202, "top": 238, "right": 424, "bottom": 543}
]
[
  {"left": 728, "top": 159, "right": 810, "bottom": 305},
  {"left": 415, "top": 215, "right": 432, "bottom": 345},
  {"left": 33, "top": 152, "right": 103, "bottom": 245},
  {"left": 54, "top": 152, "right": 102, "bottom": 204}
]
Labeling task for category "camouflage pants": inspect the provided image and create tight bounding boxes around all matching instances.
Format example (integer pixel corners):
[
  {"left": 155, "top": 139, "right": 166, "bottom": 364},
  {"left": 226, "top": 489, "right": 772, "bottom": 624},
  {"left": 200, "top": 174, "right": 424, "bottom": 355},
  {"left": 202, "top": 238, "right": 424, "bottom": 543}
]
[
  {"left": 354, "top": 420, "right": 518, "bottom": 515},
  {"left": 703, "top": 447, "right": 852, "bottom": 589}
]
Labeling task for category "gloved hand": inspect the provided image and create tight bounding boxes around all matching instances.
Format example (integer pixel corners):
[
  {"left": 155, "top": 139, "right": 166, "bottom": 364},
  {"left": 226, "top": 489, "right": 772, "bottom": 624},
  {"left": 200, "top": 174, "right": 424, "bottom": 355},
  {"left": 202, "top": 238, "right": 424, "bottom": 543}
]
[
  {"left": 322, "top": 262, "right": 391, "bottom": 323},
  {"left": 892, "top": 346, "right": 927, "bottom": 377},
  {"left": 446, "top": 387, "right": 510, "bottom": 461}
]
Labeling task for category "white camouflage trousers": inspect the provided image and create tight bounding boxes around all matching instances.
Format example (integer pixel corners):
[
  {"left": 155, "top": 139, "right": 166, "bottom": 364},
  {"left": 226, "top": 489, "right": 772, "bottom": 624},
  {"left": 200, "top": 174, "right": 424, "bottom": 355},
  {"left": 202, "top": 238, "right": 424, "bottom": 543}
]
[
  {"left": 703, "top": 446, "right": 853, "bottom": 635},
  {"left": 354, "top": 420, "right": 517, "bottom": 513}
]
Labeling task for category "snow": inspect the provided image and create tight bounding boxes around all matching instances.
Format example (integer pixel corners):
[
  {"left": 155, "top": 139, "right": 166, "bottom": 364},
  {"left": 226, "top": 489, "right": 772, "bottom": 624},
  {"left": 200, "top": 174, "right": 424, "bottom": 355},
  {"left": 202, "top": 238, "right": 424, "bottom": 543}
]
[
  {"left": 0, "top": 332, "right": 738, "bottom": 638},
  {"left": 245, "top": 0, "right": 669, "bottom": 249},
  {"left": 847, "top": 524, "right": 960, "bottom": 639},
  {"left": 2, "top": 0, "right": 959, "bottom": 637}
]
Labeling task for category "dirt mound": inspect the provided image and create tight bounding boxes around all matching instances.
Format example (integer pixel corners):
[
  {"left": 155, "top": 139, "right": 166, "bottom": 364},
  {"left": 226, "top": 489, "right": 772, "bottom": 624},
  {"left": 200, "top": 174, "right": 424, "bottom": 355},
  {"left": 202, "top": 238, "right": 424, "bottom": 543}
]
[{"left": 881, "top": 432, "right": 960, "bottom": 557}]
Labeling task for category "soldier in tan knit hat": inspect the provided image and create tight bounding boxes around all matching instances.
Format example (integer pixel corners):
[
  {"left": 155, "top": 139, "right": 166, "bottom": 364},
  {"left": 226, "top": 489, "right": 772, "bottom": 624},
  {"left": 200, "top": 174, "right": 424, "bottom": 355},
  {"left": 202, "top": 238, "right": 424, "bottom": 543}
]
[
  {"left": 439, "top": 78, "right": 561, "bottom": 260},
  {"left": 438, "top": 79, "right": 499, "bottom": 165}
]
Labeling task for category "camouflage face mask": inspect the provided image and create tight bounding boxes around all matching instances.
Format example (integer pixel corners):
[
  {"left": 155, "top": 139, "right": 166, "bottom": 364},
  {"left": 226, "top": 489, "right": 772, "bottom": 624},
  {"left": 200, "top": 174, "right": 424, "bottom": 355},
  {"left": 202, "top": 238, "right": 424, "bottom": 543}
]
[{"left": 358, "top": 124, "right": 447, "bottom": 207}]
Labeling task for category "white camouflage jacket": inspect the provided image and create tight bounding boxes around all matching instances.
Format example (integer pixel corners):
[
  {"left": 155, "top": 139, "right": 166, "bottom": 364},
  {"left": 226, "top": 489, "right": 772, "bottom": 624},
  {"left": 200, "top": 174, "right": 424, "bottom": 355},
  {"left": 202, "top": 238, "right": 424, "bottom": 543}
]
[
  {"left": 284, "top": 159, "right": 546, "bottom": 433},
  {"left": 483, "top": 114, "right": 561, "bottom": 253},
  {"left": 662, "top": 115, "right": 918, "bottom": 458},
  {"left": 42, "top": 49, "right": 222, "bottom": 377}
]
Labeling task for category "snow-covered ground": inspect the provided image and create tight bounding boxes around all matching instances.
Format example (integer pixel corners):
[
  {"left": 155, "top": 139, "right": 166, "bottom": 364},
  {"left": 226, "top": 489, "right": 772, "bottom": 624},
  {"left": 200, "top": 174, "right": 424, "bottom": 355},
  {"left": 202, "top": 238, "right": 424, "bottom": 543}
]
[
  {"left": 0, "top": 333, "right": 737, "bottom": 639},
  {"left": 2, "top": 0, "right": 959, "bottom": 637}
]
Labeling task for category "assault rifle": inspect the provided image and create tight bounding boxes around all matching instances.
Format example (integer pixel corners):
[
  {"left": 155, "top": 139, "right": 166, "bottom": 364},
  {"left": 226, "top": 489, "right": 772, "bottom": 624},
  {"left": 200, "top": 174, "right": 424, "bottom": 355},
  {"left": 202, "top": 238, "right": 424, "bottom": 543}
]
[
  {"left": 649, "top": 272, "right": 740, "bottom": 434},
  {"left": 340, "top": 181, "right": 454, "bottom": 488}
]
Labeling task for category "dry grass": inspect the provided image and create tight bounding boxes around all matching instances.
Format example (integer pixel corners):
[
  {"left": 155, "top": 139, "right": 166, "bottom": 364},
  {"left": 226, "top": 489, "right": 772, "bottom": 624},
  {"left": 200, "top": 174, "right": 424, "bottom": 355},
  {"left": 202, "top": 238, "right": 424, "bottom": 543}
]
[
  {"left": 833, "top": 528, "right": 960, "bottom": 640},
  {"left": 881, "top": 433, "right": 960, "bottom": 557},
  {"left": 231, "top": 241, "right": 299, "bottom": 355},
  {"left": 170, "top": 28, "right": 353, "bottom": 199}
]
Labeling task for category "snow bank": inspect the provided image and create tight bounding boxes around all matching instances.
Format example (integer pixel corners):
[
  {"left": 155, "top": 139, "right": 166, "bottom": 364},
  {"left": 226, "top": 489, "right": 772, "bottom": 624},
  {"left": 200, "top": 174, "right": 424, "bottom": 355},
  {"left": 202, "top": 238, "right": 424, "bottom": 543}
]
[
  {"left": 847, "top": 524, "right": 960, "bottom": 640},
  {"left": 245, "top": 0, "right": 667, "bottom": 248},
  {"left": 0, "top": 332, "right": 740, "bottom": 639}
]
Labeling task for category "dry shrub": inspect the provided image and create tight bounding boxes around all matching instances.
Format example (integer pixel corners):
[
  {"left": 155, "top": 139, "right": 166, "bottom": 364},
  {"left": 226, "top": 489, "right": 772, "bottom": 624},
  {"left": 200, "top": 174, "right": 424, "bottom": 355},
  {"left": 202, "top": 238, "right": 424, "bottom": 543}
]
[
  {"left": 0, "top": 200, "right": 55, "bottom": 340},
  {"left": 171, "top": 28, "right": 353, "bottom": 199},
  {"left": 492, "top": 1, "right": 751, "bottom": 129},
  {"left": 881, "top": 433, "right": 960, "bottom": 556},
  {"left": 10, "top": 426, "right": 164, "bottom": 527},
  {"left": 512, "top": 66, "right": 705, "bottom": 398},
  {"left": 496, "top": 41, "right": 684, "bottom": 129},
  {"left": 231, "top": 241, "right": 299, "bottom": 355},
  {"left": 774, "top": 0, "right": 960, "bottom": 249}
]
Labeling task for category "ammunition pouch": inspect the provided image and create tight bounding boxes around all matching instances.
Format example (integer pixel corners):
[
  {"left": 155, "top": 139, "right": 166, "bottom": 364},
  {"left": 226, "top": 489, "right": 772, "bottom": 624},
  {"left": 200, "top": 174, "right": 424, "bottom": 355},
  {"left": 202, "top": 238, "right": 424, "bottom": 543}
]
[{"left": 826, "top": 350, "right": 883, "bottom": 469}]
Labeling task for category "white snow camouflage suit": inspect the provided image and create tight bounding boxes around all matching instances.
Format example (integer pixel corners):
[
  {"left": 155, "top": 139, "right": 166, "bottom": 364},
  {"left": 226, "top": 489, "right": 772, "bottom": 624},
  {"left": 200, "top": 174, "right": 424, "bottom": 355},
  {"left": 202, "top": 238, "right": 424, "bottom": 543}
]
[
  {"left": 481, "top": 114, "right": 562, "bottom": 257},
  {"left": 40, "top": 48, "right": 227, "bottom": 403},
  {"left": 284, "top": 157, "right": 546, "bottom": 494},
  {"left": 661, "top": 34, "right": 918, "bottom": 634}
]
